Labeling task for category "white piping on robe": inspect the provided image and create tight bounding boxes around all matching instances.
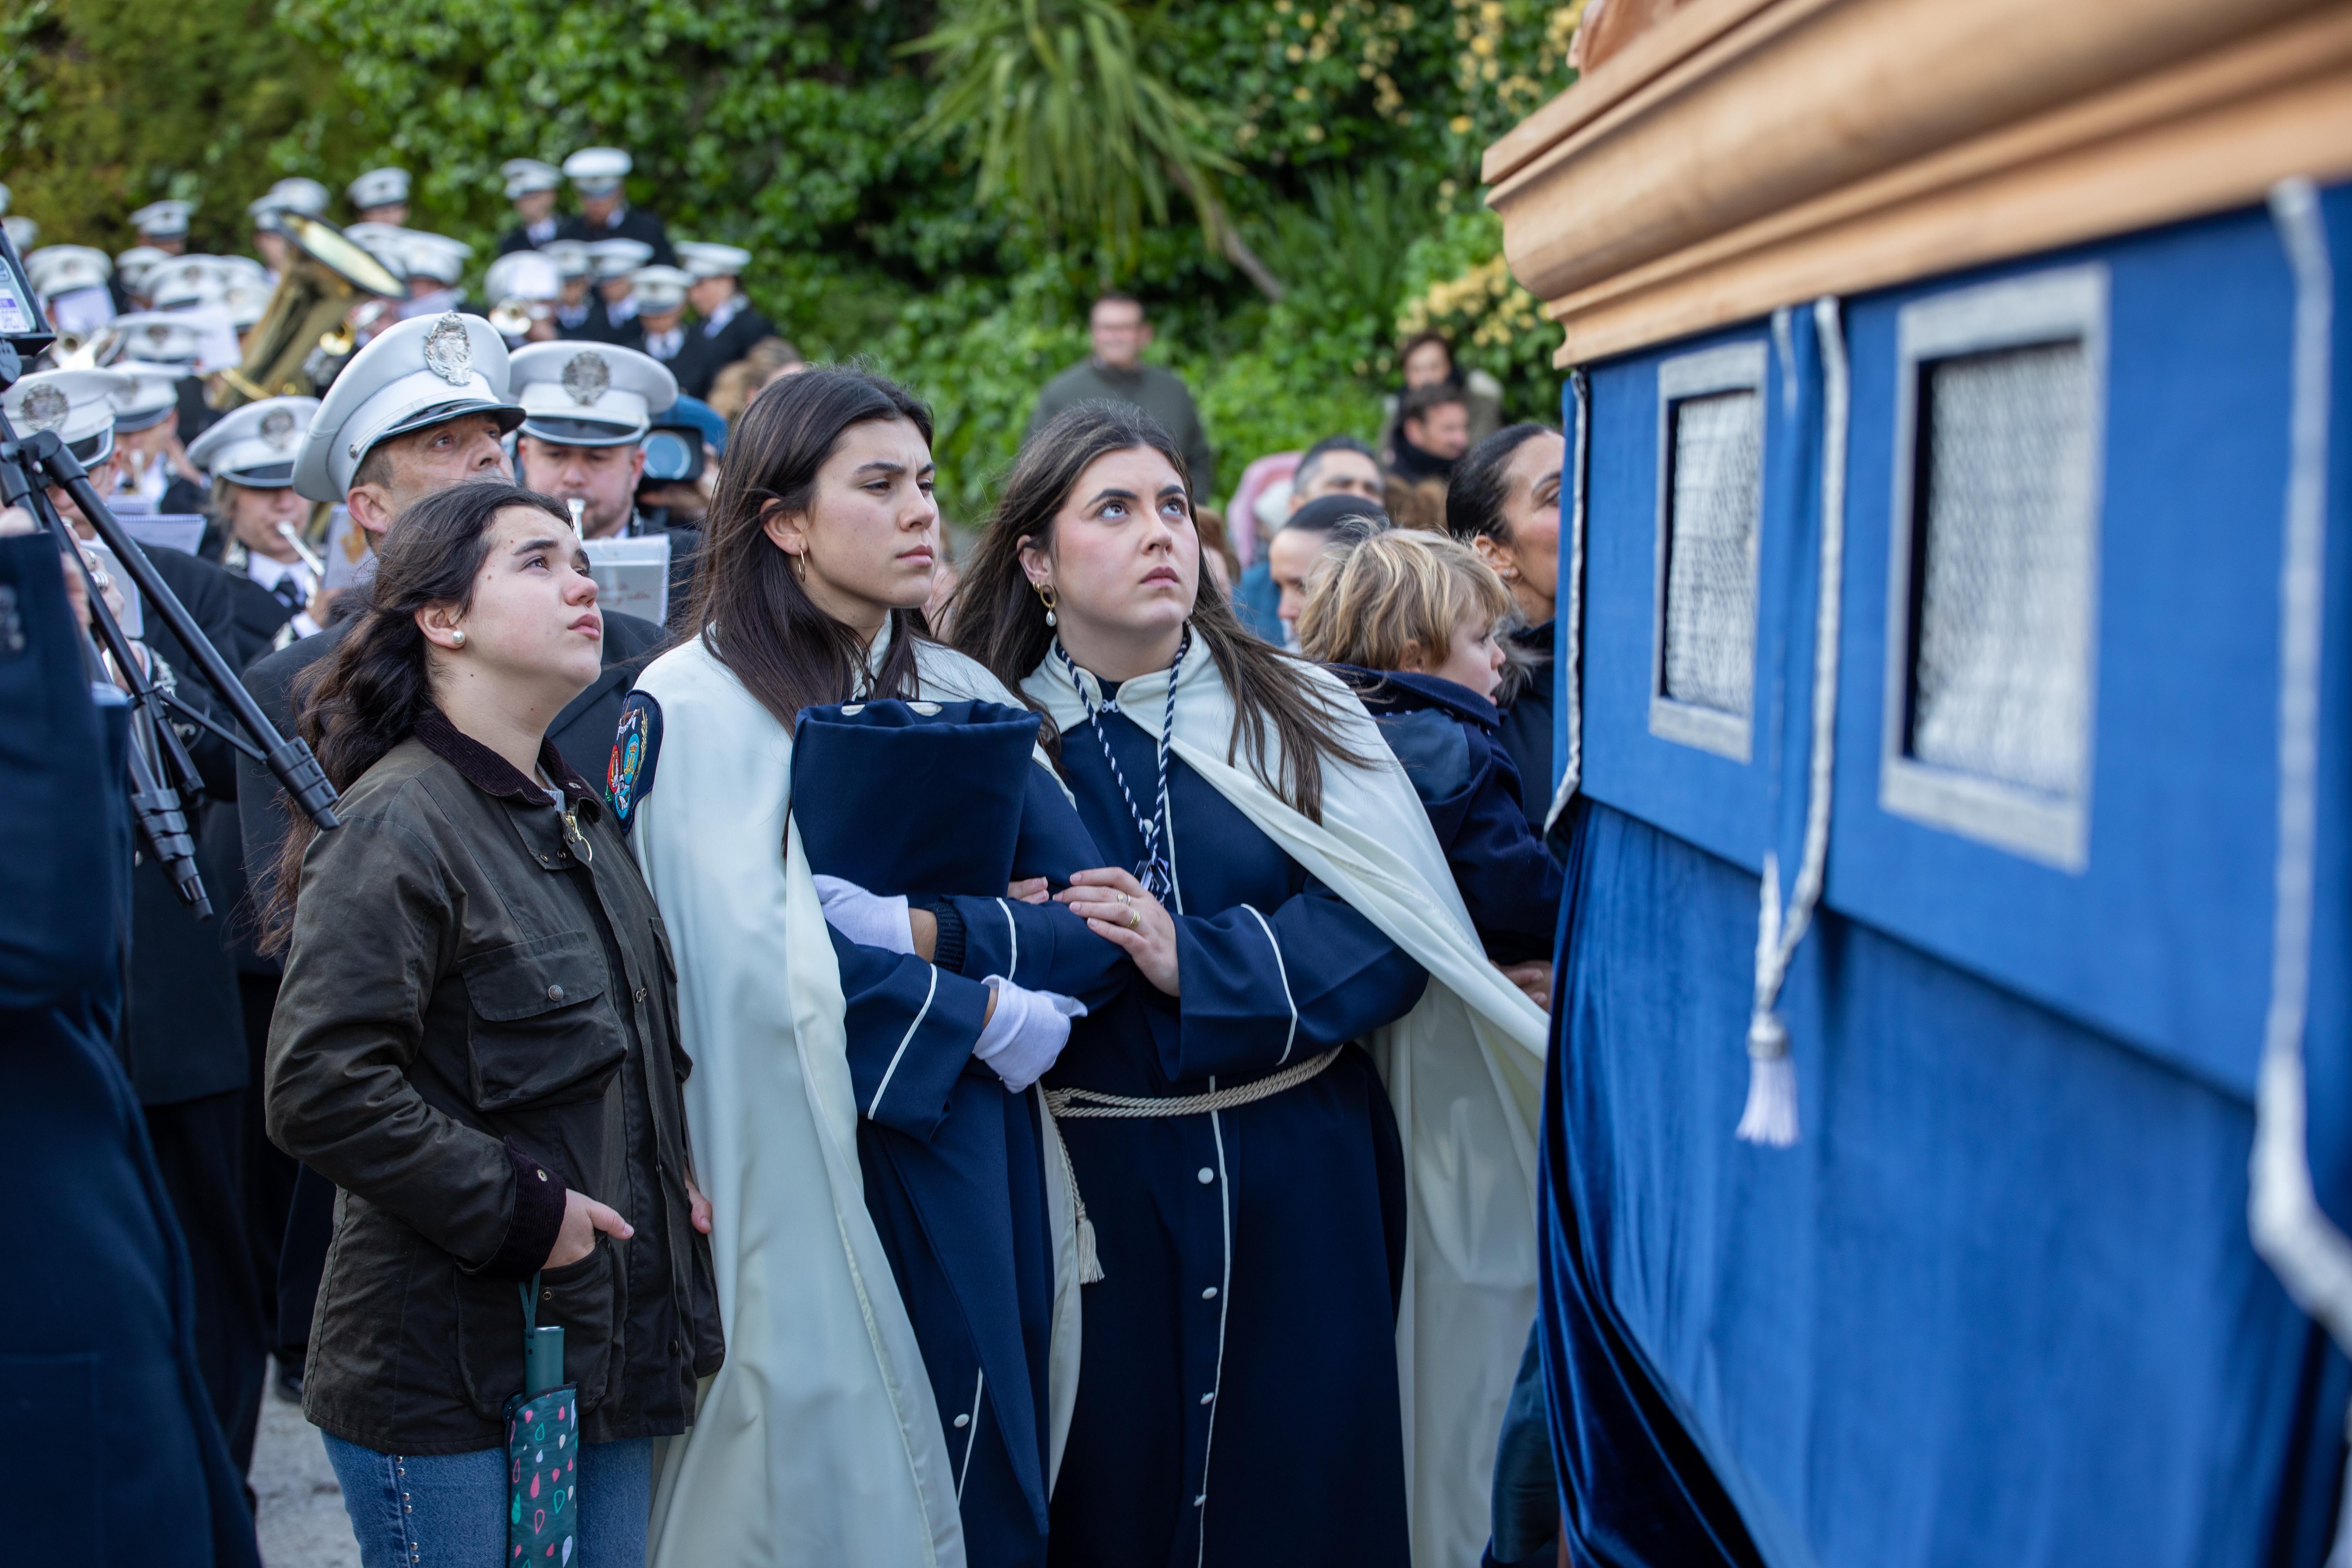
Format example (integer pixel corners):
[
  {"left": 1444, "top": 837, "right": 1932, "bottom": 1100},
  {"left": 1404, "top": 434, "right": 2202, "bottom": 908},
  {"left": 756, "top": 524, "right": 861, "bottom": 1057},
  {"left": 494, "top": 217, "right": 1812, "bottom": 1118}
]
[
  {"left": 1238, "top": 903, "right": 1298, "bottom": 1066},
  {"left": 868, "top": 965, "right": 938, "bottom": 1119}
]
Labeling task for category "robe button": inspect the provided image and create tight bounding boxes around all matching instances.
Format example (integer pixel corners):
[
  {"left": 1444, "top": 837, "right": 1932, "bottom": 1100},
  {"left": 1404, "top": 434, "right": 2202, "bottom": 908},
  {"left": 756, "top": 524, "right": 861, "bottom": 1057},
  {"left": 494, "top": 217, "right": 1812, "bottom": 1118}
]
[
  {"left": 1194, "top": 1494, "right": 1208, "bottom": 1507},
  {"left": 1200, "top": 1287, "right": 1217, "bottom": 1300},
  {"left": 1196, "top": 1167, "right": 1214, "bottom": 1185},
  {"left": 546, "top": 984, "right": 565, "bottom": 1003},
  {"left": 1199, "top": 1392, "right": 1214, "bottom": 1405},
  {"left": 953, "top": 1413, "right": 970, "bottom": 1429}
]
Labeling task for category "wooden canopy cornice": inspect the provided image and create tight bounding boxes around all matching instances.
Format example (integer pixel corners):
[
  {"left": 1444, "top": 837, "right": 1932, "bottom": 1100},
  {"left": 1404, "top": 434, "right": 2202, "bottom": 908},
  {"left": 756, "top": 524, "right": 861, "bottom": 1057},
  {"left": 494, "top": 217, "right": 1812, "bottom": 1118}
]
[{"left": 1484, "top": 0, "right": 2352, "bottom": 365}]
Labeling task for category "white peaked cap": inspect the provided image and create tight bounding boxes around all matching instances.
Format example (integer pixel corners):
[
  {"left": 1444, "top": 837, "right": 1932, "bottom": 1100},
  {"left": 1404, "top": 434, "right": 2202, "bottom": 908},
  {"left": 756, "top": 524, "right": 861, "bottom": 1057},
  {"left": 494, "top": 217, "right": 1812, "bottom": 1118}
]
[
  {"left": 502, "top": 159, "right": 562, "bottom": 199},
  {"left": 267, "top": 177, "right": 331, "bottom": 216},
  {"left": 586, "top": 238, "right": 653, "bottom": 280},
  {"left": 110, "top": 362, "right": 184, "bottom": 432},
  {"left": 511, "top": 341, "right": 676, "bottom": 447},
  {"left": 674, "top": 241, "right": 751, "bottom": 281},
  {"left": 485, "top": 250, "right": 561, "bottom": 303},
  {"left": 107, "top": 312, "right": 206, "bottom": 367},
  {"left": 562, "top": 148, "right": 632, "bottom": 191},
  {"left": 628, "top": 266, "right": 693, "bottom": 313},
  {"left": 130, "top": 199, "right": 194, "bottom": 238},
  {"left": 6, "top": 369, "right": 133, "bottom": 466},
  {"left": 187, "top": 395, "right": 321, "bottom": 487},
  {"left": 293, "top": 311, "right": 520, "bottom": 503},
  {"left": 541, "top": 240, "right": 591, "bottom": 280},
  {"left": 400, "top": 231, "right": 474, "bottom": 285},
  {"left": 27, "top": 245, "right": 112, "bottom": 295},
  {"left": 347, "top": 168, "right": 411, "bottom": 210},
  {"left": 115, "top": 247, "right": 168, "bottom": 291}
]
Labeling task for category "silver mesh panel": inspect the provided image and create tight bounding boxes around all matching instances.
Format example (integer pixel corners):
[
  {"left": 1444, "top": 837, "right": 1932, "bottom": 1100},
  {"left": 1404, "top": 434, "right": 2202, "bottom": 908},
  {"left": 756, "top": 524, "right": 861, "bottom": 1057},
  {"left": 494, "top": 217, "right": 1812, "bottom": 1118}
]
[
  {"left": 1908, "top": 341, "right": 2095, "bottom": 796},
  {"left": 1662, "top": 390, "right": 1762, "bottom": 715}
]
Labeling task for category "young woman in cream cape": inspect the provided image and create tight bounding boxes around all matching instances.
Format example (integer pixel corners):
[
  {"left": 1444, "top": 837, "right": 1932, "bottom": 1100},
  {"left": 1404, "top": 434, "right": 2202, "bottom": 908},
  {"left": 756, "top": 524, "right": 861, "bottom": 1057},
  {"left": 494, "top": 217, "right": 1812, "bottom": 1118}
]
[
  {"left": 952, "top": 402, "right": 1551, "bottom": 1567},
  {"left": 624, "top": 370, "right": 1129, "bottom": 1568}
]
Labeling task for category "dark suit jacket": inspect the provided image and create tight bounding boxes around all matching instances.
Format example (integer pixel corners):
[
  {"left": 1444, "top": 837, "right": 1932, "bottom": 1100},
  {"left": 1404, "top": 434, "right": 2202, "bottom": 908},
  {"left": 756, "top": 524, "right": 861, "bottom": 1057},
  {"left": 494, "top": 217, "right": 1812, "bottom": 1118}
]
[
  {"left": 554, "top": 205, "right": 676, "bottom": 268},
  {"left": 236, "top": 605, "right": 671, "bottom": 930},
  {"left": 670, "top": 303, "right": 776, "bottom": 400},
  {"left": 125, "top": 546, "right": 252, "bottom": 1105},
  {"left": 0, "top": 532, "right": 263, "bottom": 1568},
  {"left": 566, "top": 296, "right": 647, "bottom": 352}
]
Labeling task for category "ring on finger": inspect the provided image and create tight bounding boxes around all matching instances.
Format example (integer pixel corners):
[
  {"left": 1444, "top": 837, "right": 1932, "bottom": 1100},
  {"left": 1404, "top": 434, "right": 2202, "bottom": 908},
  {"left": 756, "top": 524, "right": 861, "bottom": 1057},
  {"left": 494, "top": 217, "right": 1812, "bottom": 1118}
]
[{"left": 1125, "top": 905, "right": 1142, "bottom": 930}]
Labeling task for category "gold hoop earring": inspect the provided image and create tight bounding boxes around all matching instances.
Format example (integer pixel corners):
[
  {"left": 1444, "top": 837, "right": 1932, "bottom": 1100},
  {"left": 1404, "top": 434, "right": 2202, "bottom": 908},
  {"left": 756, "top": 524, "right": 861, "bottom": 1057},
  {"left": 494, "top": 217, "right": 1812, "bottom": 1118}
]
[
  {"left": 1035, "top": 583, "right": 1057, "bottom": 628},
  {"left": 790, "top": 550, "right": 808, "bottom": 584}
]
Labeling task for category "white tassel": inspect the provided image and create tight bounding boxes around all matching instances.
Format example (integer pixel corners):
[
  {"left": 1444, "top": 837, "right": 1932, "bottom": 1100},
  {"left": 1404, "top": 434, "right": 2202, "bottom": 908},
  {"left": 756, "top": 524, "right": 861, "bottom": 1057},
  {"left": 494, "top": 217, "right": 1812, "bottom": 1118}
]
[
  {"left": 1737, "top": 1011, "right": 1800, "bottom": 1148},
  {"left": 1074, "top": 1205, "right": 1105, "bottom": 1284}
]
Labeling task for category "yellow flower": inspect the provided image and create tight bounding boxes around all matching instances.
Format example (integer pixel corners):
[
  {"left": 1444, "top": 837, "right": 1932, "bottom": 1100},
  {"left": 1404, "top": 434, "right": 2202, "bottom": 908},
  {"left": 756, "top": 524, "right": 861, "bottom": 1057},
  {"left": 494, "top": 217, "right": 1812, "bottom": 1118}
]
[
  {"left": 1293, "top": 82, "right": 1314, "bottom": 100},
  {"left": 1286, "top": 42, "right": 1305, "bottom": 61},
  {"left": 1448, "top": 114, "right": 1472, "bottom": 134}
]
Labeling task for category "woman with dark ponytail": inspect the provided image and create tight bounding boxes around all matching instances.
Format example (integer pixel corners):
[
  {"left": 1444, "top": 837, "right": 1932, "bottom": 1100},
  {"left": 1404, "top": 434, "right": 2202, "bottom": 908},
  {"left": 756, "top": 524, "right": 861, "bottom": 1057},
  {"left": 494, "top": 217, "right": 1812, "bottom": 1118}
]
[
  {"left": 1446, "top": 422, "right": 1567, "bottom": 828},
  {"left": 621, "top": 368, "right": 1130, "bottom": 1568},
  {"left": 263, "top": 480, "right": 722, "bottom": 1568},
  {"left": 951, "top": 401, "right": 1553, "bottom": 1568}
]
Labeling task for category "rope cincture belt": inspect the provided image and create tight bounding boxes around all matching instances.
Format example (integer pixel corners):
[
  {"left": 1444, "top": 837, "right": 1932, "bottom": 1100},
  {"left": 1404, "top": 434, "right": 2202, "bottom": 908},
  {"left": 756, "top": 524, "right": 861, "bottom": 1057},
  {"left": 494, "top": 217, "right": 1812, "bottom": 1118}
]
[
  {"left": 1043, "top": 1045, "right": 1344, "bottom": 1120},
  {"left": 1042, "top": 1046, "right": 1346, "bottom": 1285}
]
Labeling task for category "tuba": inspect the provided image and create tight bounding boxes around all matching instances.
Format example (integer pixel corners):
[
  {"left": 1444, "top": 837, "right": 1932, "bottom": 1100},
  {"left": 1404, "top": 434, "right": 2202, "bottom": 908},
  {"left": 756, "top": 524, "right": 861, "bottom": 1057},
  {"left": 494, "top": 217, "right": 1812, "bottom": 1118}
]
[{"left": 211, "top": 213, "right": 405, "bottom": 410}]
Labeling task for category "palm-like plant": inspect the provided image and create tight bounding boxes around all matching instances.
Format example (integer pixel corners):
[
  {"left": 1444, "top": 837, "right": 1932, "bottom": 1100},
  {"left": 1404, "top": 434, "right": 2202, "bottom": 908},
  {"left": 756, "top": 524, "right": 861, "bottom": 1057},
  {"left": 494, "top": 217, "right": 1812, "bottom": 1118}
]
[{"left": 905, "top": 0, "right": 1284, "bottom": 299}]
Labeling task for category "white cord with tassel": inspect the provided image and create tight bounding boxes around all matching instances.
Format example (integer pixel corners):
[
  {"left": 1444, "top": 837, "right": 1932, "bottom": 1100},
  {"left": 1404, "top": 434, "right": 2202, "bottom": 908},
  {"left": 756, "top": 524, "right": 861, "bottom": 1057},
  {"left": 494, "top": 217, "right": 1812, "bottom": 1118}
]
[{"left": 1738, "top": 297, "right": 1849, "bottom": 1149}]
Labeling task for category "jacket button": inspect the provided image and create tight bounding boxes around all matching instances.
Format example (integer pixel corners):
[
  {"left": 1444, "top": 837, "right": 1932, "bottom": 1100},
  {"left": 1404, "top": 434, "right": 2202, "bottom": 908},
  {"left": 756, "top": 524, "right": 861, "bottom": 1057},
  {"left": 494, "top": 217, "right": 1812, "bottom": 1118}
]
[
  {"left": 543, "top": 1288, "right": 554, "bottom": 1301},
  {"left": 635, "top": 986, "right": 647, "bottom": 1003},
  {"left": 953, "top": 1413, "right": 969, "bottom": 1429},
  {"left": 1196, "top": 1167, "right": 1214, "bottom": 1185},
  {"left": 537, "top": 1170, "right": 548, "bottom": 1181},
  {"left": 547, "top": 984, "right": 565, "bottom": 1003}
]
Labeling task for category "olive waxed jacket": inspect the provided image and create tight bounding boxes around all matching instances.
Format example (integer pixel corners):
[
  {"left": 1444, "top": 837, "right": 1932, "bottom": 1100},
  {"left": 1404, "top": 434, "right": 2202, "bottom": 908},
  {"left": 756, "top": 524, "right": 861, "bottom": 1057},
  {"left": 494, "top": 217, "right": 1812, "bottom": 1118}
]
[{"left": 266, "top": 709, "right": 723, "bottom": 1454}]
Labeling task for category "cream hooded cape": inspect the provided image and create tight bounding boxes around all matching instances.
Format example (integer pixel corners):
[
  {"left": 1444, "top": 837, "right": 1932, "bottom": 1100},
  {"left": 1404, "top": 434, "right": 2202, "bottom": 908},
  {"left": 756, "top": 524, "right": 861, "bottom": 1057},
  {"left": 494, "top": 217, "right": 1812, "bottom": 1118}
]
[
  {"left": 632, "top": 628, "right": 1083, "bottom": 1568},
  {"left": 1027, "top": 639, "right": 1549, "bottom": 1568}
]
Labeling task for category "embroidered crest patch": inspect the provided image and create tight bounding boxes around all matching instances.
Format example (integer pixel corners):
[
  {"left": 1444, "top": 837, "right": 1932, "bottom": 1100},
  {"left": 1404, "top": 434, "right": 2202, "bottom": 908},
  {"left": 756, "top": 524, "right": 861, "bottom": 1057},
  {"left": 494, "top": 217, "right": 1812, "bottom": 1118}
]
[
  {"left": 259, "top": 407, "right": 299, "bottom": 448},
  {"left": 607, "top": 691, "right": 663, "bottom": 836},
  {"left": 19, "top": 384, "right": 68, "bottom": 432}
]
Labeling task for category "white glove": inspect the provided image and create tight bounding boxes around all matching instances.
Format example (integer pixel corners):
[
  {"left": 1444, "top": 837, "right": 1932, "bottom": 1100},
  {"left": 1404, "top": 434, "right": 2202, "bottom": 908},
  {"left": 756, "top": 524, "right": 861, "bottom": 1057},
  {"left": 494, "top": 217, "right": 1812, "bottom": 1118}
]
[
  {"left": 972, "top": 975, "right": 1087, "bottom": 1094},
  {"left": 812, "top": 874, "right": 915, "bottom": 956}
]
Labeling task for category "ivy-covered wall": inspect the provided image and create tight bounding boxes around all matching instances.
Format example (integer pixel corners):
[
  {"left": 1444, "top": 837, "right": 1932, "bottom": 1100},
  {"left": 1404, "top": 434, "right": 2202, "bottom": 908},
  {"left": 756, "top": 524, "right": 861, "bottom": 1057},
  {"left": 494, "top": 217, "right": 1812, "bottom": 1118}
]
[{"left": 1, "top": 0, "right": 1578, "bottom": 517}]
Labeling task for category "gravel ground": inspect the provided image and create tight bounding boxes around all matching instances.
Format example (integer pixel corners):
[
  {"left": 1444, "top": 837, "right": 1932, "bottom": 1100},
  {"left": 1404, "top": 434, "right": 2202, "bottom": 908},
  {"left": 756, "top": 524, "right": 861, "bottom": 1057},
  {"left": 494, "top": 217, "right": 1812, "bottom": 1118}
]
[{"left": 252, "top": 1376, "right": 360, "bottom": 1568}]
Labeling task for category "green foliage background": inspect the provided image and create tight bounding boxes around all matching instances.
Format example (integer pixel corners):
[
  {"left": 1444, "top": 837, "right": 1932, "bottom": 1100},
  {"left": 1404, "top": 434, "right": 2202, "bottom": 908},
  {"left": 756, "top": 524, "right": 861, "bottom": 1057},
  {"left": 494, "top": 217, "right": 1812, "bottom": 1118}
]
[{"left": 0, "top": 0, "right": 1578, "bottom": 518}]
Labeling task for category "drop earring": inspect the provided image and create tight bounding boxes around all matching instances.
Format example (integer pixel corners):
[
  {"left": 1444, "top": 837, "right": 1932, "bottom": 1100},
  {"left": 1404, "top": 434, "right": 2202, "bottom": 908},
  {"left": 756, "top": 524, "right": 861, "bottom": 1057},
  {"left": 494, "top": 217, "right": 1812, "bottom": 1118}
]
[{"left": 1036, "top": 584, "right": 1058, "bottom": 628}]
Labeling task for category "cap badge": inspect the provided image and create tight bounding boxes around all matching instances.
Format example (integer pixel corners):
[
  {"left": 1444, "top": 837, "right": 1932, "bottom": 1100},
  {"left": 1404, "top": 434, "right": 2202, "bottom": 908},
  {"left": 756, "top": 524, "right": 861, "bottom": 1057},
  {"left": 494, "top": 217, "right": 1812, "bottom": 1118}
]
[
  {"left": 259, "top": 407, "right": 299, "bottom": 449},
  {"left": 20, "top": 384, "right": 69, "bottom": 432},
  {"left": 141, "top": 323, "right": 172, "bottom": 349},
  {"left": 421, "top": 313, "right": 473, "bottom": 386},
  {"left": 561, "top": 352, "right": 610, "bottom": 406}
]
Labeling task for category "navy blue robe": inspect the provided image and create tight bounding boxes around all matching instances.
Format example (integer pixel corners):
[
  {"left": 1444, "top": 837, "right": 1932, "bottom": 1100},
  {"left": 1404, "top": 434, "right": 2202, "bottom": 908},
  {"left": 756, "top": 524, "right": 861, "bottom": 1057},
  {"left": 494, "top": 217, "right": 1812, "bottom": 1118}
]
[
  {"left": 0, "top": 532, "right": 260, "bottom": 1567},
  {"left": 828, "top": 766, "right": 1132, "bottom": 1568},
  {"left": 1043, "top": 699, "right": 1428, "bottom": 1568},
  {"left": 1337, "top": 666, "right": 1564, "bottom": 965}
]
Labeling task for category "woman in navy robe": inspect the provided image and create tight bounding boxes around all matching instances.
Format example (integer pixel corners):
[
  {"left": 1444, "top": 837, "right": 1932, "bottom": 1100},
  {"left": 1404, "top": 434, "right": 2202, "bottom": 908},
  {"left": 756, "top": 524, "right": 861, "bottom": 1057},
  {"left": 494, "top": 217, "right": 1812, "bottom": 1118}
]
[
  {"left": 952, "top": 402, "right": 1430, "bottom": 1568},
  {"left": 620, "top": 368, "right": 1130, "bottom": 1566}
]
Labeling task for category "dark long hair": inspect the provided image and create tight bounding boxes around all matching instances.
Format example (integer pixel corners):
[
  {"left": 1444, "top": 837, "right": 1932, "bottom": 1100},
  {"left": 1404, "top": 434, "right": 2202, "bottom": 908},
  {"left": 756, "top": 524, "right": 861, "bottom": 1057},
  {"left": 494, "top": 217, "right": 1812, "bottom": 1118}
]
[
  {"left": 260, "top": 481, "right": 570, "bottom": 952},
  {"left": 951, "top": 401, "right": 1369, "bottom": 823},
  {"left": 686, "top": 366, "right": 937, "bottom": 730},
  {"left": 1446, "top": 422, "right": 1554, "bottom": 545}
]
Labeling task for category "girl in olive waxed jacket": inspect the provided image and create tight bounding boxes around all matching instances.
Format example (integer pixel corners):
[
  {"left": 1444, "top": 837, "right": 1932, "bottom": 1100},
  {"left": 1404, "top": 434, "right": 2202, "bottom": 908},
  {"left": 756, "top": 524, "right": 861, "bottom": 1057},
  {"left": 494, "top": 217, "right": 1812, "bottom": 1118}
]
[{"left": 264, "top": 482, "right": 721, "bottom": 1568}]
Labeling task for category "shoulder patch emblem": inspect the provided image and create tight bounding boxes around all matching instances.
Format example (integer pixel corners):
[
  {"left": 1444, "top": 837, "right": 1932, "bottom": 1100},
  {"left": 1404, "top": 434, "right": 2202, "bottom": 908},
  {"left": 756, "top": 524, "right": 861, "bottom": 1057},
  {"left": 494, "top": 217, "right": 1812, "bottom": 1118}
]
[{"left": 607, "top": 690, "right": 663, "bottom": 835}]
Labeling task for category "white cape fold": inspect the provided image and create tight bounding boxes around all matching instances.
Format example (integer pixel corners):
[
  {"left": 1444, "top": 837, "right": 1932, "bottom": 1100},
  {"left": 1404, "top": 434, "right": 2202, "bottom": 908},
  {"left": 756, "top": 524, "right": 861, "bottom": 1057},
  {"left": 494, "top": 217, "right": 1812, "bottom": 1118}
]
[
  {"left": 1026, "top": 640, "right": 1547, "bottom": 1568},
  {"left": 633, "top": 629, "right": 1083, "bottom": 1568}
]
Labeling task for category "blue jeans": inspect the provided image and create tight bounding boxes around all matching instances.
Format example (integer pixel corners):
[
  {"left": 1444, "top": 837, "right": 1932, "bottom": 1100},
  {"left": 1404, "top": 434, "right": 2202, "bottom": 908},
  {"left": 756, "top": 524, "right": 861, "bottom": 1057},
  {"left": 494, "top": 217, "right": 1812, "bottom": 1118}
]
[{"left": 322, "top": 1430, "right": 651, "bottom": 1568}]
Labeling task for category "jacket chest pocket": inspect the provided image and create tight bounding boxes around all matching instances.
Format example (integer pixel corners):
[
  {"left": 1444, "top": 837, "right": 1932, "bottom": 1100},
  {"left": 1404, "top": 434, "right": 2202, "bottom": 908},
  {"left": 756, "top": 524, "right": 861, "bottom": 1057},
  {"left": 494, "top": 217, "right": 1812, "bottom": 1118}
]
[{"left": 458, "top": 932, "right": 629, "bottom": 1113}]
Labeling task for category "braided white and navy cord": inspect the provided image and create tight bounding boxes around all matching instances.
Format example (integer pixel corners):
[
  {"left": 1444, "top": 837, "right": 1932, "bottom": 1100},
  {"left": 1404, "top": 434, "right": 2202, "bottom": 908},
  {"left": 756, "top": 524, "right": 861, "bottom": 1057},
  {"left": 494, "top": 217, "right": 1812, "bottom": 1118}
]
[{"left": 1056, "top": 626, "right": 1189, "bottom": 902}]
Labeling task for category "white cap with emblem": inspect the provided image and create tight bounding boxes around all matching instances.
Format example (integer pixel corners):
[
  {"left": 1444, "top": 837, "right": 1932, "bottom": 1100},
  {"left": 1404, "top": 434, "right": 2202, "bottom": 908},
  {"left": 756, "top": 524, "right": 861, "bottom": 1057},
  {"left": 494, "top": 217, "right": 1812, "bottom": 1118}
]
[
  {"left": 628, "top": 266, "right": 694, "bottom": 315},
  {"left": 674, "top": 242, "right": 751, "bottom": 281},
  {"left": 188, "top": 396, "right": 322, "bottom": 489},
  {"left": 347, "top": 168, "right": 411, "bottom": 212},
  {"left": 293, "top": 310, "right": 522, "bottom": 503},
  {"left": 509, "top": 341, "right": 677, "bottom": 448},
  {"left": 109, "top": 363, "right": 184, "bottom": 434},
  {"left": 6, "top": 369, "right": 134, "bottom": 468},
  {"left": 562, "top": 148, "right": 632, "bottom": 196},
  {"left": 502, "top": 159, "right": 562, "bottom": 200},
  {"left": 26, "top": 246, "right": 112, "bottom": 296},
  {"left": 586, "top": 238, "right": 653, "bottom": 281},
  {"left": 129, "top": 199, "right": 194, "bottom": 240},
  {"left": 106, "top": 312, "right": 206, "bottom": 369}
]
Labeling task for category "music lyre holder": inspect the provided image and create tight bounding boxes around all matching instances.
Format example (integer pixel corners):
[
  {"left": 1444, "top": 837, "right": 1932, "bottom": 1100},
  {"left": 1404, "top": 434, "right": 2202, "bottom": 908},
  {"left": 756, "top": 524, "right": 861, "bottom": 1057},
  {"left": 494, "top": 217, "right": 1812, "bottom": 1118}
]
[{"left": 0, "top": 230, "right": 340, "bottom": 921}]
